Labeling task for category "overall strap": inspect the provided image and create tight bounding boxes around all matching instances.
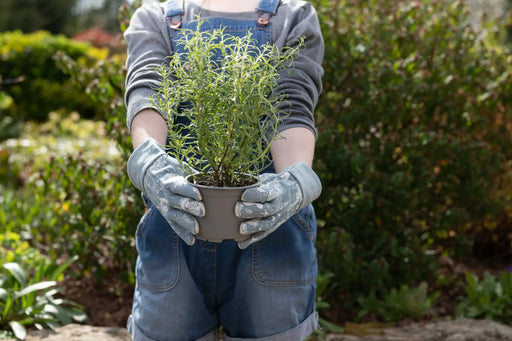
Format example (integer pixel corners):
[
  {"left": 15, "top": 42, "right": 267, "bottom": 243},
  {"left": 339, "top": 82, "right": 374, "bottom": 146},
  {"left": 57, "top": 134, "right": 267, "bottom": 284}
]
[
  {"left": 165, "top": 0, "right": 185, "bottom": 29},
  {"left": 256, "top": 0, "right": 280, "bottom": 26}
]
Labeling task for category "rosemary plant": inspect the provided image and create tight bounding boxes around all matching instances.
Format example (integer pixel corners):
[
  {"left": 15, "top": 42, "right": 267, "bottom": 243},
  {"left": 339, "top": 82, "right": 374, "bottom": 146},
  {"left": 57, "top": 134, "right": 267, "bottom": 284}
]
[{"left": 152, "top": 22, "right": 302, "bottom": 187}]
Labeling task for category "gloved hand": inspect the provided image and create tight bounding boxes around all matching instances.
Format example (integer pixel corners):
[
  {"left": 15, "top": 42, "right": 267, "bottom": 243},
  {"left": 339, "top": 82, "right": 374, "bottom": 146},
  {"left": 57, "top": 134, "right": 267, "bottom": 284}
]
[
  {"left": 235, "top": 161, "right": 321, "bottom": 249},
  {"left": 127, "top": 138, "right": 204, "bottom": 245}
]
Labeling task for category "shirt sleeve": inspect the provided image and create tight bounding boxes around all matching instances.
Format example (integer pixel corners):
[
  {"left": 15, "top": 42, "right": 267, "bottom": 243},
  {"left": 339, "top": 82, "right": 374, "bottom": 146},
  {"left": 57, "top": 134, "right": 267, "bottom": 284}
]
[
  {"left": 124, "top": 4, "right": 171, "bottom": 131},
  {"left": 271, "top": 2, "right": 325, "bottom": 138}
]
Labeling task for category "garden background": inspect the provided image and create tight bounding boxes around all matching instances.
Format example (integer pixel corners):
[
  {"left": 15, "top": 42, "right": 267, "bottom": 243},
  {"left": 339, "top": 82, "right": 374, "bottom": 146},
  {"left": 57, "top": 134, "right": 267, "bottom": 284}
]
[{"left": 1, "top": 0, "right": 512, "bottom": 339}]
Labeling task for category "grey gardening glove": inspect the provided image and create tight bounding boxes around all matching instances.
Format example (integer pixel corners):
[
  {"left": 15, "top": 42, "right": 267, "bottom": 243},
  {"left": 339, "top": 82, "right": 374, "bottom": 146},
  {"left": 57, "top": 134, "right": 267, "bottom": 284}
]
[
  {"left": 127, "top": 138, "right": 205, "bottom": 245},
  {"left": 235, "top": 161, "right": 322, "bottom": 249}
]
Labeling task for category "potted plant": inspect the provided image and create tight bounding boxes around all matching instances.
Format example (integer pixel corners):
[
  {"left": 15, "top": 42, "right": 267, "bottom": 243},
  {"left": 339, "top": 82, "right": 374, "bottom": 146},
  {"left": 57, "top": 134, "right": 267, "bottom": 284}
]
[{"left": 151, "top": 22, "right": 302, "bottom": 242}]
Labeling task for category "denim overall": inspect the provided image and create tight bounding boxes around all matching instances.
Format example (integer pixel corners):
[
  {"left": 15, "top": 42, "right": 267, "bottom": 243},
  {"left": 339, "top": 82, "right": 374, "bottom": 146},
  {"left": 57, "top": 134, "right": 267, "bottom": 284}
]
[{"left": 127, "top": 1, "right": 319, "bottom": 340}]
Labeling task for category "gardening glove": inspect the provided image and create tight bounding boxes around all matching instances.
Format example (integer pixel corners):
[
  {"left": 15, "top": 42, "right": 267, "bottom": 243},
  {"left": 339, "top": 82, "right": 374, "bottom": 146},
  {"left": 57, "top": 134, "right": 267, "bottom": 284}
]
[
  {"left": 127, "top": 138, "right": 205, "bottom": 245},
  {"left": 235, "top": 161, "right": 321, "bottom": 249}
]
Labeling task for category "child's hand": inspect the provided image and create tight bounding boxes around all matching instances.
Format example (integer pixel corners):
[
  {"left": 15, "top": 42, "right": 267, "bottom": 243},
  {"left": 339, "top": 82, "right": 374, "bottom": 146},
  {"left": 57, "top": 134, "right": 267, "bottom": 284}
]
[
  {"left": 127, "top": 138, "right": 205, "bottom": 245},
  {"left": 235, "top": 162, "right": 321, "bottom": 249}
]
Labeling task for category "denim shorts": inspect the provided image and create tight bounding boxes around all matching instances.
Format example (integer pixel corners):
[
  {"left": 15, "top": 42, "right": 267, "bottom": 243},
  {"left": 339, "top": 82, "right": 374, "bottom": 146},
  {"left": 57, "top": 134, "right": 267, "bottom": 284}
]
[{"left": 127, "top": 197, "right": 319, "bottom": 341}]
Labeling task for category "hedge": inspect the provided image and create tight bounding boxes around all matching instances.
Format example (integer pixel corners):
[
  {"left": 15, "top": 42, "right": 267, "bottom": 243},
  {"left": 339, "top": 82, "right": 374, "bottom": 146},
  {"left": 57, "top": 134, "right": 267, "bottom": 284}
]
[
  {"left": 0, "top": 30, "right": 109, "bottom": 123},
  {"left": 311, "top": 0, "right": 512, "bottom": 313}
]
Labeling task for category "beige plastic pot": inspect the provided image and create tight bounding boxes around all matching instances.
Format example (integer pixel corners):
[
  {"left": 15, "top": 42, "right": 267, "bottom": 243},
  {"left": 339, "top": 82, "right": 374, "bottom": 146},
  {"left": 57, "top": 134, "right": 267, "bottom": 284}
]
[{"left": 188, "top": 178, "right": 258, "bottom": 242}]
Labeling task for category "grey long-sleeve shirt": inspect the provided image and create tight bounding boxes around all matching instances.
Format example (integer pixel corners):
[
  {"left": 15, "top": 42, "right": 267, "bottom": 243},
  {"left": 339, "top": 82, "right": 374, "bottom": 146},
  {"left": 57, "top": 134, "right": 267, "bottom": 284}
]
[{"left": 124, "top": 0, "right": 324, "bottom": 137}]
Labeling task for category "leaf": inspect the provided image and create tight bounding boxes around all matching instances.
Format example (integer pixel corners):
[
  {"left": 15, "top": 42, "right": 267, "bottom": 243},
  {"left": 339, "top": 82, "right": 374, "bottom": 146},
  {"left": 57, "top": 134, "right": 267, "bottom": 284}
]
[
  {"left": 319, "top": 316, "right": 344, "bottom": 333},
  {"left": 9, "top": 321, "right": 26, "bottom": 340},
  {"left": 316, "top": 301, "right": 330, "bottom": 309},
  {"left": 0, "top": 288, "right": 8, "bottom": 302},
  {"left": 15, "top": 281, "right": 57, "bottom": 299},
  {"left": 49, "top": 255, "right": 79, "bottom": 281},
  {"left": 62, "top": 307, "right": 88, "bottom": 323},
  {"left": 47, "top": 305, "right": 69, "bottom": 325},
  {"left": 3, "top": 263, "right": 27, "bottom": 287},
  {"left": 42, "top": 304, "right": 59, "bottom": 315}
]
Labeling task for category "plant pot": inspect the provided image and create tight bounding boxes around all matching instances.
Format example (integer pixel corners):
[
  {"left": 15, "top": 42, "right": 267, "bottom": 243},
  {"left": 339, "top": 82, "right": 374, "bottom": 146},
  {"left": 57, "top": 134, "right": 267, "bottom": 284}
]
[{"left": 187, "top": 175, "right": 258, "bottom": 242}]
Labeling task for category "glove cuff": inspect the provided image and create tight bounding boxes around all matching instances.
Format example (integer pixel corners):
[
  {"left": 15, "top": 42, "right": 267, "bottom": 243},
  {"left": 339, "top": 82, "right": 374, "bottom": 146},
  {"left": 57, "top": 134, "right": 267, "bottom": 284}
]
[
  {"left": 127, "top": 138, "right": 167, "bottom": 192},
  {"left": 285, "top": 161, "right": 322, "bottom": 210}
]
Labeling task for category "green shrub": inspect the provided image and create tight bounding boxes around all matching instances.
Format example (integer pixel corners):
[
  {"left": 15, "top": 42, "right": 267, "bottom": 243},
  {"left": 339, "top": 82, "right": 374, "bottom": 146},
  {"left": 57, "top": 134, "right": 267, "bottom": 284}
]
[
  {"left": 315, "top": 271, "right": 344, "bottom": 336},
  {"left": 0, "top": 2, "right": 148, "bottom": 285},
  {"left": 0, "top": 147, "right": 22, "bottom": 190},
  {"left": 0, "top": 80, "right": 21, "bottom": 141},
  {"left": 0, "top": 111, "right": 118, "bottom": 190},
  {"left": 0, "top": 109, "right": 141, "bottom": 282},
  {"left": 54, "top": 52, "right": 131, "bottom": 159},
  {"left": 0, "top": 233, "right": 87, "bottom": 339},
  {"left": 32, "top": 154, "right": 140, "bottom": 280},
  {"left": 456, "top": 271, "right": 512, "bottom": 324},
  {"left": 0, "top": 30, "right": 109, "bottom": 123},
  {"left": 468, "top": 160, "right": 512, "bottom": 261},
  {"left": 0, "top": 232, "right": 46, "bottom": 271},
  {"left": 54, "top": 0, "right": 159, "bottom": 161},
  {"left": 0, "top": 151, "right": 142, "bottom": 281},
  {"left": 357, "top": 282, "right": 438, "bottom": 322},
  {"left": 311, "top": 0, "right": 512, "bottom": 313},
  {"left": 48, "top": 46, "right": 141, "bottom": 283},
  {"left": 506, "top": 0, "right": 512, "bottom": 44}
]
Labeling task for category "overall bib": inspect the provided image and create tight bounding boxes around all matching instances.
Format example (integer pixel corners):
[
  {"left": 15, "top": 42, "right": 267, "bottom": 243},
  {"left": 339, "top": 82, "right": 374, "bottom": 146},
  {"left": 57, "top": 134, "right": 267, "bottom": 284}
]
[{"left": 127, "top": 1, "right": 319, "bottom": 340}]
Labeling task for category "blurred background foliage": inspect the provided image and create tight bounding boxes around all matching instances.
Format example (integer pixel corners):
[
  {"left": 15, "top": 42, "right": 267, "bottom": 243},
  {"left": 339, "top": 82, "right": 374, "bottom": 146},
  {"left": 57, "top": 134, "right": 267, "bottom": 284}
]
[
  {"left": 1, "top": 0, "right": 512, "bottom": 336},
  {"left": 0, "top": 31, "right": 109, "bottom": 123},
  {"left": 0, "top": 0, "right": 78, "bottom": 35},
  {"left": 310, "top": 0, "right": 512, "bottom": 322},
  {"left": 0, "top": 0, "right": 125, "bottom": 36}
]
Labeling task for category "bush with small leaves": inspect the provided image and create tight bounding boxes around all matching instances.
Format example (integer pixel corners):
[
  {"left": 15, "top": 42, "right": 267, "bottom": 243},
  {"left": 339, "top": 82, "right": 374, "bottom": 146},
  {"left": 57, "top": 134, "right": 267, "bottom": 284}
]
[
  {"left": 456, "top": 271, "right": 512, "bottom": 324},
  {"left": 357, "top": 282, "right": 439, "bottom": 322},
  {"left": 310, "top": 0, "right": 512, "bottom": 314}
]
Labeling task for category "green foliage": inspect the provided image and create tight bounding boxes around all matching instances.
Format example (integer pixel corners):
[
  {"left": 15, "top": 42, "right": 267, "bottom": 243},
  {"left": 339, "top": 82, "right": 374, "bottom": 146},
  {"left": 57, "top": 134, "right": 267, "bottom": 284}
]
[
  {"left": 17, "top": 1, "right": 147, "bottom": 284},
  {"left": 20, "top": 154, "right": 139, "bottom": 280},
  {"left": 51, "top": 0, "right": 158, "bottom": 162},
  {"left": 0, "top": 114, "right": 142, "bottom": 280},
  {"left": 54, "top": 52, "right": 131, "bottom": 160},
  {"left": 0, "top": 146, "right": 22, "bottom": 190},
  {"left": 357, "top": 282, "right": 438, "bottom": 322},
  {"left": 0, "top": 78, "right": 21, "bottom": 141},
  {"left": 0, "top": 233, "right": 87, "bottom": 339},
  {"left": 0, "top": 111, "right": 118, "bottom": 190},
  {"left": 456, "top": 271, "right": 512, "bottom": 324},
  {"left": 0, "top": 91, "right": 12, "bottom": 111},
  {"left": 0, "top": 233, "right": 47, "bottom": 271},
  {"left": 314, "top": 272, "right": 344, "bottom": 339},
  {"left": 0, "top": 30, "right": 108, "bottom": 123},
  {"left": 0, "top": 0, "right": 78, "bottom": 35},
  {"left": 154, "top": 23, "right": 300, "bottom": 186},
  {"left": 54, "top": 0, "right": 155, "bottom": 163},
  {"left": 0, "top": 31, "right": 135, "bottom": 330},
  {"left": 506, "top": 0, "right": 512, "bottom": 44},
  {"left": 311, "top": 0, "right": 512, "bottom": 312}
]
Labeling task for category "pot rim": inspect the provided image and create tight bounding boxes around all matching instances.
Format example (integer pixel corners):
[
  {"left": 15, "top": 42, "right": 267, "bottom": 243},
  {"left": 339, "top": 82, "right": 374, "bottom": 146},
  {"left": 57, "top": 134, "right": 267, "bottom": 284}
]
[{"left": 185, "top": 173, "right": 259, "bottom": 190}]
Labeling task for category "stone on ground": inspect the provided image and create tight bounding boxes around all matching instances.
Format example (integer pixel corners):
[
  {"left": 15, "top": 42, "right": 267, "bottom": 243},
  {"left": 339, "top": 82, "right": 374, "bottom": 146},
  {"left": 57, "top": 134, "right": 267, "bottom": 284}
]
[
  {"left": 328, "top": 318, "right": 512, "bottom": 341},
  {"left": 18, "top": 324, "right": 130, "bottom": 341}
]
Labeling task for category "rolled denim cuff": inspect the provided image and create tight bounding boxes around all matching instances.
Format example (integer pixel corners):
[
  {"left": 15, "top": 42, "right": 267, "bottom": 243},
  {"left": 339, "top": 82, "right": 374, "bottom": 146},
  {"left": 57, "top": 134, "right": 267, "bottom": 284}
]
[
  {"left": 285, "top": 161, "right": 322, "bottom": 210},
  {"left": 127, "top": 138, "right": 167, "bottom": 192}
]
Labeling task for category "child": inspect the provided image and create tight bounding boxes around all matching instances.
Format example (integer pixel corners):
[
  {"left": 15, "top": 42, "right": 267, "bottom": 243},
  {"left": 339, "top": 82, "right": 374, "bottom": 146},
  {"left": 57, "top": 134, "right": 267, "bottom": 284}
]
[{"left": 124, "top": 0, "right": 324, "bottom": 339}]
